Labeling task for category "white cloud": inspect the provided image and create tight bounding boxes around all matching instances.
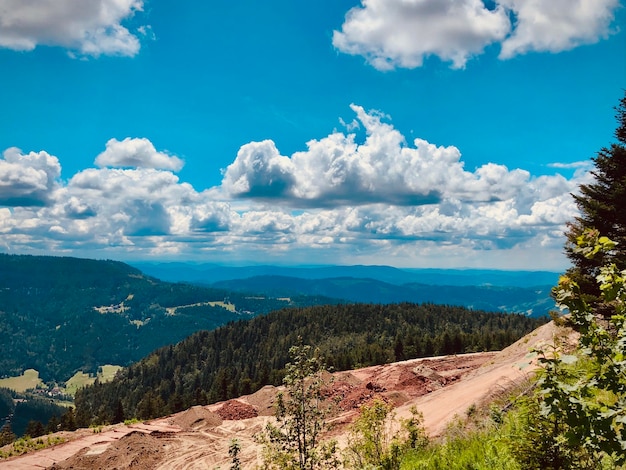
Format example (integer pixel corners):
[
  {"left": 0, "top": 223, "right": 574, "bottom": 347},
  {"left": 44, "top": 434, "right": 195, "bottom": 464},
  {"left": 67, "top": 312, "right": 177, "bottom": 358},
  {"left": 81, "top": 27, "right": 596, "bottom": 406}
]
[
  {"left": 0, "top": 0, "right": 146, "bottom": 57},
  {"left": 222, "top": 104, "right": 574, "bottom": 209},
  {"left": 548, "top": 161, "right": 594, "bottom": 170},
  {"left": 221, "top": 140, "right": 295, "bottom": 198},
  {"left": 0, "top": 147, "right": 61, "bottom": 206},
  {"left": 332, "top": 0, "right": 510, "bottom": 69},
  {"left": 333, "top": 0, "right": 620, "bottom": 69},
  {"left": 95, "top": 138, "right": 184, "bottom": 171},
  {"left": 499, "top": 0, "right": 620, "bottom": 58},
  {"left": 0, "top": 118, "right": 587, "bottom": 269}
]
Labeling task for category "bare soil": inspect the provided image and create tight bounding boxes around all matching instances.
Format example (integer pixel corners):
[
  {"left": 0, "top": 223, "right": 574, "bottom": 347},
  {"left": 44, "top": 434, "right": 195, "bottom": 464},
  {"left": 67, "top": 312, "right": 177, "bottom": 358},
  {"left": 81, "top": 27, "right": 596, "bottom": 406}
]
[{"left": 0, "top": 321, "right": 572, "bottom": 470}]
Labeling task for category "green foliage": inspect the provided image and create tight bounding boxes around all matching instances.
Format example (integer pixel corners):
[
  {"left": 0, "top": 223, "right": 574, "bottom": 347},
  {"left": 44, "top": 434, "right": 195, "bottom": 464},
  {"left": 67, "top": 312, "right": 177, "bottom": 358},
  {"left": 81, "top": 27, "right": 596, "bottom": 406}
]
[
  {"left": 345, "top": 399, "right": 427, "bottom": 470},
  {"left": 0, "top": 433, "right": 66, "bottom": 459},
  {"left": 529, "top": 230, "right": 626, "bottom": 467},
  {"left": 401, "top": 414, "right": 521, "bottom": 470},
  {"left": 229, "top": 438, "right": 242, "bottom": 470},
  {"left": 74, "top": 302, "right": 543, "bottom": 426},
  {"left": 564, "top": 92, "right": 626, "bottom": 308},
  {"left": 24, "top": 420, "right": 45, "bottom": 438},
  {"left": 258, "top": 341, "right": 338, "bottom": 470},
  {"left": 10, "top": 397, "right": 67, "bottom": 438},
  {"left": 0, "top": 424, "right": 16, "bottom": 447},
  {"left": 0, "top": 388, "right": 14, "bottom": 419}
]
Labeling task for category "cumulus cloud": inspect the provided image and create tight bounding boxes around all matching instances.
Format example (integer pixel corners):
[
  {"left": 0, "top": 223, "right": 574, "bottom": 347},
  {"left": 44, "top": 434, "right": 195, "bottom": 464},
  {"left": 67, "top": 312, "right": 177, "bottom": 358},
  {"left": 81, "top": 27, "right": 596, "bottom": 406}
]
[
  {"left": 222, "top": 140, "right": 296, "bottom": 198},
  {"left": 0, "top": 119, "right": 587, "bottom": 269},
  {"left": 0, "top": 147, "right": 61, "bottom": 206},
  {"left": 333, "top": 0, "right": 510, "bottom": 69},
  {"left": 333, "top": 0, "right": 620, "bottom": 69},
  {"left": 0, "top": 0, "right": 146, "bottom": 57},
  {"left": 95, "top": 138, "right": 184, "bottom": 171},
  {"left": 222, "top": 104, "right": 571, "bottom": 209},
  {"left": 499, "top": 0, "right": 620, "bottom": 58}
]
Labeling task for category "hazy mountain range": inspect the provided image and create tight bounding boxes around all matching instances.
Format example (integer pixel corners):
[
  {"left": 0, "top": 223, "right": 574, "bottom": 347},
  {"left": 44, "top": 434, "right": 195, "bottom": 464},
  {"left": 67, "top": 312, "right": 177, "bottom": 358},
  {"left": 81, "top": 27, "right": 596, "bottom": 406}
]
[{"left": 134, "top": 262, "right": 560, "bottom": 317}]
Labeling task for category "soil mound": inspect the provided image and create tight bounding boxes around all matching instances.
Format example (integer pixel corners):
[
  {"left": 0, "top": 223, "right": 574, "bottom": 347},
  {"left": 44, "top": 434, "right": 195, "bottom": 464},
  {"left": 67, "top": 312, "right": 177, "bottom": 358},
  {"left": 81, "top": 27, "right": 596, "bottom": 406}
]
[
  {"left": 48, "top": 431, "right": 169, "bottom": 470},
  {"left": 215, "top": 399, "right": 259, "bottom": 420},
  {"left": 171, "top": 405, "right": 222, "bottom": 430},
  {"left": 245, "top": 385, "right": 278, "bottom": 416}
]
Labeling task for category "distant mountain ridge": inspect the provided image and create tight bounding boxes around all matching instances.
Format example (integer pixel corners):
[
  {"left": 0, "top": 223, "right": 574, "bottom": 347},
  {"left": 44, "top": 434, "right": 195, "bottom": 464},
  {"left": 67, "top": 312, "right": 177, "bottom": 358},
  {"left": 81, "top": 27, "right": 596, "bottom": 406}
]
[
  {"left": 132, "top": 262, "right": 558, "bottom": 318},
  {"left": 132, "top": 262, "right": 560, "bottom": 288},
  {"left": 212, "top": 275, "right": 556, "bottom": 318}
]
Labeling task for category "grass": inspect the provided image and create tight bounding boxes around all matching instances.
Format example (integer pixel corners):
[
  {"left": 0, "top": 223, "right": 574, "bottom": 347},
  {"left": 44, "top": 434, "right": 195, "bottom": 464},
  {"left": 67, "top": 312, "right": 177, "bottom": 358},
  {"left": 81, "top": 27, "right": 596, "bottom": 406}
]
[
  {"left": 207, "top": 301, "right": 236, "bottom": 312},
  {"left": 99, "top": 365, "right": 122, "bottom": 381},
  {"left": 0, "top": 369, "right": 43, "bottom": 393},
  {"left": 166, "top": 300, "right": 237, "bottom": 315},
  {"left": 399, "top": 374, "right": 538, "bottom": 470},
  {"left": 64, "top": 371, "right": 92, "bottom": 395},
  {"left": 64, "top": 365, "right": 123, "bottom": 396},
  {"left": 0, "top": 435, "right": 66, "bottom": 459},
  {"left": 401, "top": 423, "right": 521, "bottom": 470}
]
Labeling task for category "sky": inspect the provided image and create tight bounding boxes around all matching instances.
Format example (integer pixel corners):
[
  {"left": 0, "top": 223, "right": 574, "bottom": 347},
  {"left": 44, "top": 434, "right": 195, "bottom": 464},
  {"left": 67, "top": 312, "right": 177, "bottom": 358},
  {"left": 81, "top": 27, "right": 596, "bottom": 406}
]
[{"left": 0, "top": 0, "right": 624, "bottom": 270}]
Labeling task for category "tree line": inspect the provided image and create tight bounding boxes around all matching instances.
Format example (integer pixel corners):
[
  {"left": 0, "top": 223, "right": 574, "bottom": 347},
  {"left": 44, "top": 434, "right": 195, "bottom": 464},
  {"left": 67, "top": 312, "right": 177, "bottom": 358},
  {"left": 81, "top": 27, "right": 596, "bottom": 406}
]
[{"left": 74, "top": 302, "right": 544, "bottom": 426}]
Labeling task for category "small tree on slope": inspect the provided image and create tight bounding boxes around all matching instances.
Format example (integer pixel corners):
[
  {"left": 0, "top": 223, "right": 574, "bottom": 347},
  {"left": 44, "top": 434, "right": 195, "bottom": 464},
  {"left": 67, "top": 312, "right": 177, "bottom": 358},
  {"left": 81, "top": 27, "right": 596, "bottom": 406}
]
[{"left": 257, "top": 340, "right": 338, "bottom": 470}]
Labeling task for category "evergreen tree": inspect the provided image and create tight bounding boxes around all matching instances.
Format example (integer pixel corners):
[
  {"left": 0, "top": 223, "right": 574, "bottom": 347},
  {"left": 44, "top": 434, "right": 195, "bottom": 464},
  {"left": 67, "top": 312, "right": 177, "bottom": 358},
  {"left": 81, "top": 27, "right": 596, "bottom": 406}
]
[
  {"left": 564, "top": 92, "right": 626, "bottom": 309},
  {"left": 0, "top": 424, "right": 16, "bottom": 446},
  {"left": 25, "top": 420, "right": 45, "bottom": 438},
  {"left": 46, "top": 415, "right": 60, "bottom": 434}
]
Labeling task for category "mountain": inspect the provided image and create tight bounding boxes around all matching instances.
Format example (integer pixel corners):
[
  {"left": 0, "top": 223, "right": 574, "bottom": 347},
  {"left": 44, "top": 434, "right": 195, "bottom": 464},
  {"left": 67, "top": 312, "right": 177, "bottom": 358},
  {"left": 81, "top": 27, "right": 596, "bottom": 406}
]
[
  {"left": 131, "top": 262, "right": 560, "bottom": 287},
  {"left": 211, "top": 275, "right": 555, "bottom": 317},
  {"left": 73, "top": 302, "right": 545, "bottom": 425},
  {"left": 0, "top": 254, "right": 339, "bottom": 383}
]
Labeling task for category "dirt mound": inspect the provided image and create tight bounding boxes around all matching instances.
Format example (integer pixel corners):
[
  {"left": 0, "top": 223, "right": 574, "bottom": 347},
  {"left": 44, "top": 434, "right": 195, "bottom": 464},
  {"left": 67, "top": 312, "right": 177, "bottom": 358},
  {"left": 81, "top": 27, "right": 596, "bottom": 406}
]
[
  {"left": 48, "top": 431, "right": 169, "bottom": 470},
  {"left": 245, "top": 385, "right": 278, "bottom": 416},
  {"left": 171, "top": 405, "right": 222, "bottom": 430},
  {"left": 215, "top": 399, "right": 259, "bottom": 420}
]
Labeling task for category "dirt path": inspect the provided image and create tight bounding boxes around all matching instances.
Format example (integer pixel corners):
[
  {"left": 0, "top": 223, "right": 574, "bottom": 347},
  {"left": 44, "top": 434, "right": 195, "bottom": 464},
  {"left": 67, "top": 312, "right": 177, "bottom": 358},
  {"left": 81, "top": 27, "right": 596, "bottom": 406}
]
[{"left": 0, "top": 321, "right": 570, "bottom": 470}]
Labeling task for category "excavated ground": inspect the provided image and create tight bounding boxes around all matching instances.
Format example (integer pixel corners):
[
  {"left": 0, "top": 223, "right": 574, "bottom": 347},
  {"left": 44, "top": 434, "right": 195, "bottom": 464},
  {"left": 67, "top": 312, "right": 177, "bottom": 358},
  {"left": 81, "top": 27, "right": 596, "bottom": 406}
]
[{"left": 0, "top": 321, "right": 573, "bottom": 470}]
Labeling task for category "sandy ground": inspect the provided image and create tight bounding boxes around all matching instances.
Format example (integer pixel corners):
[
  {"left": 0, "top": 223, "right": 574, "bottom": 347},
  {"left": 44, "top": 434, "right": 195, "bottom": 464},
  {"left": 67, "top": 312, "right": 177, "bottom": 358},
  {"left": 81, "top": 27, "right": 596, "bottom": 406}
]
[{"left": 0, "top": 321, "right": 572, "bottom": 470}]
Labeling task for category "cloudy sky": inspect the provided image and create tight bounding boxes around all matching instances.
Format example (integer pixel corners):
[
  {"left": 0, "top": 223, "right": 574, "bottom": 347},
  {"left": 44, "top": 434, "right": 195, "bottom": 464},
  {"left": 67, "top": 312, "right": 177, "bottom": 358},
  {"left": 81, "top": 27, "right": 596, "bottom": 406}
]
[{"left": 0, "top": 0, "right": 624, "bottom": 270}]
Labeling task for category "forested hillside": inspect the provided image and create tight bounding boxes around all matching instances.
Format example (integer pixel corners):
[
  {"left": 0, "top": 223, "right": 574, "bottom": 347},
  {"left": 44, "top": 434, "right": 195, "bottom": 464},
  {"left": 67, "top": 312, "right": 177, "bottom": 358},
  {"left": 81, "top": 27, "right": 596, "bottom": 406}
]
[
  {"left": 0, "top": 254, "right": 340, "bottom": 383},
  {"left": 74, "top": 303, "right": 545, "bottom": 426}
]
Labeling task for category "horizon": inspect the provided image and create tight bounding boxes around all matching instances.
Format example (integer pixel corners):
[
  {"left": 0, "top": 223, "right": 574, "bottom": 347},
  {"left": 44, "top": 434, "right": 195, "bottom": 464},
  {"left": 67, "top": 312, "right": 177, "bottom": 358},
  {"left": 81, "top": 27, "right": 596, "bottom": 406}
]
[{"left": 1, "top": 1, "right": 624, "bottom": 270}]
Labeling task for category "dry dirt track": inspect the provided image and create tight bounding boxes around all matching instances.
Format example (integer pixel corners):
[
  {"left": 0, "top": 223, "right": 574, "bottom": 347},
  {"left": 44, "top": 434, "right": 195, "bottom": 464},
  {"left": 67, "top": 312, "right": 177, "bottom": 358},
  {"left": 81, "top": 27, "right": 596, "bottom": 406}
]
[{"left": 0, "top": 321, "right": 571, "bottom": 470}]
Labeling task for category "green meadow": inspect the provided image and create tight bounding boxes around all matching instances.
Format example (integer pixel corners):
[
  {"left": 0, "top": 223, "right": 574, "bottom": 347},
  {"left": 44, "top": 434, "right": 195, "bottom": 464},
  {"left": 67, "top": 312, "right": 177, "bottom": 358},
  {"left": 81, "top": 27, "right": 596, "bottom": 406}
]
[{"left": 0, "top": 369, "right": 43, "bottom": 393}]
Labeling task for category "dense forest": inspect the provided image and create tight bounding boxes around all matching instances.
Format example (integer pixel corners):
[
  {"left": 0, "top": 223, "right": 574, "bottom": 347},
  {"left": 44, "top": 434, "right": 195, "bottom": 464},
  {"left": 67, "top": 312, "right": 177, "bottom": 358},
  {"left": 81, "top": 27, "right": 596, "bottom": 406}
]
[
  {"left": 0, "top": 387, "right": 69, "bottom": 439},
  {"left": 0, "top": 254, "right": 340, "bottom": 383},
  {"left": 74, "top": 302, "right": 545, "bottom": 426}
]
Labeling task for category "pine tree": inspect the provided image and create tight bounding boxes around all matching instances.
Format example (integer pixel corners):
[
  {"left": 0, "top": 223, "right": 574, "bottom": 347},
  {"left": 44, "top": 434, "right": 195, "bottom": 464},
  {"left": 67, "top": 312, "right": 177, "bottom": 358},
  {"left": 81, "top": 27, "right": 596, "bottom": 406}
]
[
  {"left": 0, "top": 424, "right": 16, "bottom": 446},
  {"left": 564, "top": 92, "right": 626, "bottom": 309}
]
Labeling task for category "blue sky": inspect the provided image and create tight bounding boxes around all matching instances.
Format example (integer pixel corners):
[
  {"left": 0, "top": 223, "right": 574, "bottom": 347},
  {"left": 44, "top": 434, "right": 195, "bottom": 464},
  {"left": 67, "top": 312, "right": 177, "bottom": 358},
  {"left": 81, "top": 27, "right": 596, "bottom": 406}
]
[{"left": 0, "top": 0, "right": 624, "bottom": 270}]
